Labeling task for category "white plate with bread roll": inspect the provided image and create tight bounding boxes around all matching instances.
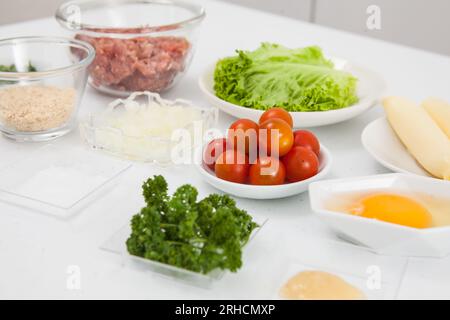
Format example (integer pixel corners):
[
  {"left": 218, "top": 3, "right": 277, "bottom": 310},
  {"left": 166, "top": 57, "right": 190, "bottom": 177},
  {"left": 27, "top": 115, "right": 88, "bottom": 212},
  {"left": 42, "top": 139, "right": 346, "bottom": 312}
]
[{"left": 362, "top": 97, "right": 450, "bottom": 181}]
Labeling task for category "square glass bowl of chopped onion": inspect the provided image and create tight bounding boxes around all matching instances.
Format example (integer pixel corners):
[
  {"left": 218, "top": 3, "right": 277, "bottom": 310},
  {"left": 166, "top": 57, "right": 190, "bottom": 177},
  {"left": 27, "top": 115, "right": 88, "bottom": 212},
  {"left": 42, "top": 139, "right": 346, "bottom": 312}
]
[
  {"left": 80, "top": 91, "right": 218, "bottom": 164},
  {"left": 0, "top": 36, "right": 95, "bottom": 142}
]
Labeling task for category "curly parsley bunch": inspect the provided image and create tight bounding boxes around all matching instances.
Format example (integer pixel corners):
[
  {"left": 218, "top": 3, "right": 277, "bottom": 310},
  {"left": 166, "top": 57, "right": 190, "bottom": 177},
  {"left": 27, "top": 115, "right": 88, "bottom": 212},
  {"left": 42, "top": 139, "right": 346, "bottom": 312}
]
[{"left": 126, "top": 175, "right": 259, "bottom": 274}]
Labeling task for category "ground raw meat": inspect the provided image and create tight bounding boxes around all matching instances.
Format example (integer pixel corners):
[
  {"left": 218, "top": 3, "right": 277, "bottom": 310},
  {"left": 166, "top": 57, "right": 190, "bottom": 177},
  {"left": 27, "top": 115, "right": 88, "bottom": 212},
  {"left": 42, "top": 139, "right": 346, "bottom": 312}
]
[{"left": 75, "top": 31, "right": 190, "bottom": 93}]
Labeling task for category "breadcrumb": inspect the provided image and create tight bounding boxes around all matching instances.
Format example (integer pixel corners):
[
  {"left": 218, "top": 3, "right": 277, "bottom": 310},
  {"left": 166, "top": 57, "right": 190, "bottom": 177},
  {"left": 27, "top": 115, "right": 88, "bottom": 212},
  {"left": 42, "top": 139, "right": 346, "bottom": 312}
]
[{"left": 0, "top": 85, "right": 76, "bottom": 132}]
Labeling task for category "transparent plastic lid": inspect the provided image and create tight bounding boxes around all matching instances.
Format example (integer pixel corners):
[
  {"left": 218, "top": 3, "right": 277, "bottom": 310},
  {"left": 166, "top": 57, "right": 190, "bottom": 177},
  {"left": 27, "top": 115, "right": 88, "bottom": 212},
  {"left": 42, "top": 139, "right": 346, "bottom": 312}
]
[
  {"left": 0, "top": 143, "right": 131, "bottom": 218},
  {"left": 272, "top": 235, "right": 408, "bottom": 300}
]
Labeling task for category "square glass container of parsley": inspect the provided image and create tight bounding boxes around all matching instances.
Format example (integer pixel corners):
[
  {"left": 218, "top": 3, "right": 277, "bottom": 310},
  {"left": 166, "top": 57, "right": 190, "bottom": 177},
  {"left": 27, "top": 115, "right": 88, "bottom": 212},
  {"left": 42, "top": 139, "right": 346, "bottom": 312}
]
[{"left": 101, "top": 218, "right": 267, "bottom": 288}]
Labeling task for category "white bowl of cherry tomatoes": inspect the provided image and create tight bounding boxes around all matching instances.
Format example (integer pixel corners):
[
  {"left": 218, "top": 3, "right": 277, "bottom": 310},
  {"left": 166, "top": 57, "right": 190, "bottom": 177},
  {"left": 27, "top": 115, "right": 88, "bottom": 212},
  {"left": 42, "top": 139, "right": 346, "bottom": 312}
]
[{"left": 195, "top": 108, "right": 333, "bottom": 199}]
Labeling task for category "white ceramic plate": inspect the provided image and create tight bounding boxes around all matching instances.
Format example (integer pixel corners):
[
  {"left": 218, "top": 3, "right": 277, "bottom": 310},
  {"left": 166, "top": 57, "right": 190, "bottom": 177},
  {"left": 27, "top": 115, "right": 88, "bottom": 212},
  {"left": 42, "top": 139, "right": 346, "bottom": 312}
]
[
  {"left": 362, "top": 117, "right": 432, "bottom": 178},
  {"left": 198, "top": 58, "right": 386, "bottom": 128},
  {"left": 309, "top": 173, "right": 450, "bottom": 257},
  {"left": 195, "top": 144, "right": 332, "bottom": 199}
]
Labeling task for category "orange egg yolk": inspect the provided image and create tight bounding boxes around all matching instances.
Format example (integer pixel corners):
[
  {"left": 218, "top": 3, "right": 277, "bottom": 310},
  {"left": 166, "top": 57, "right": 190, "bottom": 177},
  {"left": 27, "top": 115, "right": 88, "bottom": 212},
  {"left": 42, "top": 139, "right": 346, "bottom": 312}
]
[{"left": 349, "top": 194, "right": 432, "bottom": 229}]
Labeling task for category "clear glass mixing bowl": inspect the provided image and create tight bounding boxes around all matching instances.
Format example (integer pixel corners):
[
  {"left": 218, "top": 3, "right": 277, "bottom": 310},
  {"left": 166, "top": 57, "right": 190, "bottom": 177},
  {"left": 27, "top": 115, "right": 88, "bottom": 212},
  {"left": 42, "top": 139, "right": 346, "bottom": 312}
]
[
  {"left": 56, "top": 0, "right": 205, "bottom": 97},
  {"left": 0, "top": 36, "right": 95, "bottom": 142}
]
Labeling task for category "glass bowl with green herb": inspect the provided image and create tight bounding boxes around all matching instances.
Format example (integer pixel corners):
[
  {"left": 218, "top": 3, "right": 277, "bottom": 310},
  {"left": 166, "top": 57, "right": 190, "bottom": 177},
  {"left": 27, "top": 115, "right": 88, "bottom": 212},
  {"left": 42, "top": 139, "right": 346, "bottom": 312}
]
[{"left": 101, "top": 175, "right": 265, "bottom": 288}]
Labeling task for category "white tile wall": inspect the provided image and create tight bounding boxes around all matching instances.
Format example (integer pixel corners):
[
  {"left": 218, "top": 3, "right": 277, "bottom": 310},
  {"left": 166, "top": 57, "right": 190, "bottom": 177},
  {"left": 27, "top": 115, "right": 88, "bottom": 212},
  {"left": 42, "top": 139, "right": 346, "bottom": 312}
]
[
  {"left": 221, "top": 0, "right": 450, "bottom": 55},
  {"left": 0, "top": 0, "right": 65, "bottom": 25},
  {"left": 314, "top": 0, "right": 450, "bottom": 56},
  {"left": 224, "top": 0, "right": 312, "bottom": 21},
  {"left": 0, "top": 0, "right": 449, "bottom": 55}
]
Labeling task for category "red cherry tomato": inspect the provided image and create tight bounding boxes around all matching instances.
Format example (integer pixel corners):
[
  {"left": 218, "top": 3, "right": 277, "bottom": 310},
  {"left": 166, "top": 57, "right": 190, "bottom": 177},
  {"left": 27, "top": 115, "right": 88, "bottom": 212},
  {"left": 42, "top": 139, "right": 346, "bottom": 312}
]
[
  {"left": 249, "top": 156, "right": 286, "bottom": 185},
  {"left": 293, "top": 130, "right": 320, "bottom": 157},
  {"left": 259, "top": 107, "right": 293, "bottom": 128},
  {"left": 282, "top": 146, "right": 319, "bottom": 182},
  {"left": 203, "top": 138, "right": 229, "bottom": 171},
  {"left": 228, "top": 119, "right": 259, "bottom": 154},
  {"left": 215, "top": 150, "right": 250, "bottom": 184},
  {"left": 259, "top": 118, "right": 294, "bottom": 157}
]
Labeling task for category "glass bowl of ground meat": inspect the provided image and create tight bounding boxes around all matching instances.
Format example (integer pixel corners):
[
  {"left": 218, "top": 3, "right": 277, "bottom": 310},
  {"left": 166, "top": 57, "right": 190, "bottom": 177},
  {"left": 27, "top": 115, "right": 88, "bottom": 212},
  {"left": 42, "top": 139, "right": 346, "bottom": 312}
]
[
  {"left": 0, "top": 36, "right": 95, "bottom": 142},
  {"left": 56, "top": 0, "right": 205, "bottom": 97}
]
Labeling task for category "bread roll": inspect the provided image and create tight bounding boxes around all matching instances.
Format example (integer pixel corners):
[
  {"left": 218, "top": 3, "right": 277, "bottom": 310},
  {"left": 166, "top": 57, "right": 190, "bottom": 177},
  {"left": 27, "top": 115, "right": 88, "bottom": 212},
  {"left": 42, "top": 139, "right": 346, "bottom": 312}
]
[
  {"left": 383, "top": 96, "right": 450, "bottom": 180},
  {"left": 422, "top": 97, "right": 450, "bottom": 138}
]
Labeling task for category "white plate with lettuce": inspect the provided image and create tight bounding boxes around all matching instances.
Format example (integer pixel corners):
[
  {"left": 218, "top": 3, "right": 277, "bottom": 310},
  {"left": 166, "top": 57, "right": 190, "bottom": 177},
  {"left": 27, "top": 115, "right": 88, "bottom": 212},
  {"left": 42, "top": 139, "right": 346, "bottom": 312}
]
[{"left": 199, "top": 44, "right": 386, "bottom": 128}]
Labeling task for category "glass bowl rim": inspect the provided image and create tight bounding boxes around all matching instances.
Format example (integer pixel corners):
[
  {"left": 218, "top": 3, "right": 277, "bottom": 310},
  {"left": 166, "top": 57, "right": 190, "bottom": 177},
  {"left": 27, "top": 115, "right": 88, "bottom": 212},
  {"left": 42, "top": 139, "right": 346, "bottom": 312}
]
[
  {"left": 0, "top": 36, "right": 95, "bottom": 80},
  {"left": 55, "top": 0, "right": 206, "bottom": 35}
]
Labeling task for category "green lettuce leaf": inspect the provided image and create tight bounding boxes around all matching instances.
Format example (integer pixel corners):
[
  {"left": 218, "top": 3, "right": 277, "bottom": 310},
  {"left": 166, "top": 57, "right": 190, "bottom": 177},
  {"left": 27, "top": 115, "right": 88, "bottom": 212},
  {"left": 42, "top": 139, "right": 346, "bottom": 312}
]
[{"left": 214, "top": 43, "right": 358, "bottom": 112}]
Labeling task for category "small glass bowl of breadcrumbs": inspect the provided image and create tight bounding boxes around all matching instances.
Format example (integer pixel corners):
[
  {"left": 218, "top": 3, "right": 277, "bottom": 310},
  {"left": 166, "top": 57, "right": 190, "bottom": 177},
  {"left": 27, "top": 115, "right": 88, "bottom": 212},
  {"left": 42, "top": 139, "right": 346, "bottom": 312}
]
[{"left": 0, "top": 36, "right": 95, "bottom": 141}]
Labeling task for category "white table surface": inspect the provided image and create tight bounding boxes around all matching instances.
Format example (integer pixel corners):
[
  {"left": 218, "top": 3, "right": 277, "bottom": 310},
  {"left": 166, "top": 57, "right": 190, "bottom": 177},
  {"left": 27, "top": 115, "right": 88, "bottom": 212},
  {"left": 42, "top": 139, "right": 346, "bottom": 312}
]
[{"left": 1, "top": 0, "right": 450, "bottom": 300}]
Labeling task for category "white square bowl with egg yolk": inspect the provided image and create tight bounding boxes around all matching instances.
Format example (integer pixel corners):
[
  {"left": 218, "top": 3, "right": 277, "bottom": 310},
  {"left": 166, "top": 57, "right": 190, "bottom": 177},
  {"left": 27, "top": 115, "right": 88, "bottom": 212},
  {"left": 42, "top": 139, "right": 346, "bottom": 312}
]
[{"left": 309, "top": 173, "right": 450, "bottom": 257}]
